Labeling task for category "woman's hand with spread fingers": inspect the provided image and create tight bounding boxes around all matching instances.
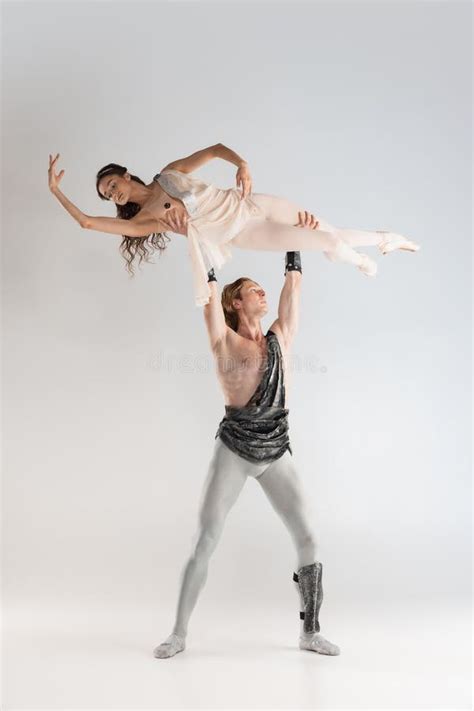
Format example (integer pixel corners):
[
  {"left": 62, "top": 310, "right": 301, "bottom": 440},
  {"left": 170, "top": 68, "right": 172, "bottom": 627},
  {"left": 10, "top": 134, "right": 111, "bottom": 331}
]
[{"left": 48, "top": 153, "right": 65, "bottom": 192}]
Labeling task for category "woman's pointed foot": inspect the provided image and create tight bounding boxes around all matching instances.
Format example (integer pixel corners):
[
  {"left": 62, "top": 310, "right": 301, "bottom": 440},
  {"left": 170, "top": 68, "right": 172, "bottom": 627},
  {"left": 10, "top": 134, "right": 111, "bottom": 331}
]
[
  {"left": 376, "top": 231, "right": 420, "bottom": 255},
  {"left": 153, "top": 632, "right": 186, "bottom": 659},
  {"left": 357, "top": 253, "right": 378, "bottom": 277}
]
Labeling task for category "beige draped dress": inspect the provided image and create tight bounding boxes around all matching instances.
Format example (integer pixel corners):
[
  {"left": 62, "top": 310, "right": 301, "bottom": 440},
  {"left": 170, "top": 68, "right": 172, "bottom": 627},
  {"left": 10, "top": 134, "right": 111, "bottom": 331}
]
[{"left": 153, "top": 169, "right": 264, "bottom": 307}]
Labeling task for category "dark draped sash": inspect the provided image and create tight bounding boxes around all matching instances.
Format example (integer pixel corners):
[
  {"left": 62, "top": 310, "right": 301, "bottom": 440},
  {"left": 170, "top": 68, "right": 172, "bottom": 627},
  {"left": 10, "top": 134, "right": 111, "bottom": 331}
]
[{"left": 215, "top": 330, "right": 292, "bottom": 464}]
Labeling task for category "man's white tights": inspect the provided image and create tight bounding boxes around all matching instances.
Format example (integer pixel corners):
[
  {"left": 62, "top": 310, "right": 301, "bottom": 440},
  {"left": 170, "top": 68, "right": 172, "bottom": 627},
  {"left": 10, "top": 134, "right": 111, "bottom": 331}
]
[{"left": 153, "top": 437, "right": 339, "bottom": 658}]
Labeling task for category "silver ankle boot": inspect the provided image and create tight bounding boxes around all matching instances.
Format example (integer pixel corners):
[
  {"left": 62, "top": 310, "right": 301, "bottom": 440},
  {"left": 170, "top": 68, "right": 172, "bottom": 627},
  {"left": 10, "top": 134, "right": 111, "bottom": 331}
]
[{"left": 293, "top": 561, "right": 323, "bottom": 634}]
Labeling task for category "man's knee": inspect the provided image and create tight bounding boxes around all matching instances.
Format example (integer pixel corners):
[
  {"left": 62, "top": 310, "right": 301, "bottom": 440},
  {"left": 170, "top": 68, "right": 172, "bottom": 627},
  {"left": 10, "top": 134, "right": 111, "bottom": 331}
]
[{"left": 192, "top": 526, "right": 223, "bottom": 561}]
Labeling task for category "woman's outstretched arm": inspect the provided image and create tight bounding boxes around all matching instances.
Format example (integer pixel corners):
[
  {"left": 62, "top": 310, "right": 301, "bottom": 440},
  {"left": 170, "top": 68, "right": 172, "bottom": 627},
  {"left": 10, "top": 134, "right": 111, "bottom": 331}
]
[
  {"left": 48, "top": 153, "right": 87, "bottom": 226},
  {"left": 213, "top": 143, "right": 248, "bottom": 169},
  {"left": 214, "top": 143, "right": 252, "bottom": 198},
  {"left": 50, "top": 183, "right": 89, "bottom": 228},
  {"left": 162, "top": 144, "right": 220, "bottom": 174},
  {"left": 50, "top": 184, "right": 157, "bottom": 236},
  {"left": 163, "top": 143, "right": 252, "bottom": 198},
  {"left": 48, "top": 153, "right": 158, "bottom": 237},
  {"left": 163, "top": 142, "right": 248, "bottom": 174},
  {"left": 82, "top": 214, "right": 159, "bottom": 236},
  {"left": 49, "top": 153, "right": 88, "bottom": 227}
]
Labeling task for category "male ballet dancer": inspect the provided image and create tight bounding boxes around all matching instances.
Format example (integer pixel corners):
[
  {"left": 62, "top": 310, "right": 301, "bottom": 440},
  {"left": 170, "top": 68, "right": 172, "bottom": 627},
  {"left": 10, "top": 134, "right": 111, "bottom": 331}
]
[{"left": 153, "top": 209, "right": 340, "bottom": 659}]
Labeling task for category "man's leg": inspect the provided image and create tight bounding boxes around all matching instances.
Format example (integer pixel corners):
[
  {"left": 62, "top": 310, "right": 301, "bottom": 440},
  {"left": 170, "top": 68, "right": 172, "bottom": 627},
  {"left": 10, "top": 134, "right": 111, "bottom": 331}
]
[
  {"left": 256, "top": 451, "right": 340, "bottom": 655},
  {"left": 153, "top": 438, "right": 268, "bottom": 659}
]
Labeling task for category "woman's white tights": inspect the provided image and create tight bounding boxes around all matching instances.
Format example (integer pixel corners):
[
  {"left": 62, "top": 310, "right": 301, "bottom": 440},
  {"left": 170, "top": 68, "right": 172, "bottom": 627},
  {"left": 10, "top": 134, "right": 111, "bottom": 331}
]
[{"left": 232, "top": 192, "right": 388, "bottom": 269}]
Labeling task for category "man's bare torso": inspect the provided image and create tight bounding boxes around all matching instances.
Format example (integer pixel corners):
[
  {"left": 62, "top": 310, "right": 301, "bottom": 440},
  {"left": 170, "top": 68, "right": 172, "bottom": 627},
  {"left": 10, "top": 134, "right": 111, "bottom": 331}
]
[{"left": 213, "top": 326, "right": 289, "bottom": 408}]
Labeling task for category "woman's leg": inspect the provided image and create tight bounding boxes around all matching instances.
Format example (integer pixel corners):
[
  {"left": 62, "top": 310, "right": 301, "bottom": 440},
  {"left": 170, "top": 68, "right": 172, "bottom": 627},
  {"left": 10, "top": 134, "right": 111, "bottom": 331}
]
[
  {"left": 250, "top": 193, "right": 417, "bottom": 249},
  {"left": 153, "top": 438, "right": 269, "bottom": 658},
  {"left": 233, "top": 193, "right": 378, "bottom": 275}
]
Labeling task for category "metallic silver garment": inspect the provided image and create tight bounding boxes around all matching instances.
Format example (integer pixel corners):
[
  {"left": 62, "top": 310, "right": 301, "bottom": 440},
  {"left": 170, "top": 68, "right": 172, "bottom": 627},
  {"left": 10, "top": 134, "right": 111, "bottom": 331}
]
[
  {"left": 215, "top": 330, "right": 292, "bottom": 464},
  {"left": 293, "top": 561, "right": 324, "bottom": 634},
  {"left": 153, "top": 171, "right": 199, "bottom": 216}
]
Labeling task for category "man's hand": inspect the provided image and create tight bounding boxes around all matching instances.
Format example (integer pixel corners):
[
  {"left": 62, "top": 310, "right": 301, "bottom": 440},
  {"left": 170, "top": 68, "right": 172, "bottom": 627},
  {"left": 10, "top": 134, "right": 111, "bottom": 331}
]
[
  {"left": 160, "top": 208, "right": 188, "bottom": 235},
  {"left": 294, "top": 211, "right": 319, "bottom": 229}
]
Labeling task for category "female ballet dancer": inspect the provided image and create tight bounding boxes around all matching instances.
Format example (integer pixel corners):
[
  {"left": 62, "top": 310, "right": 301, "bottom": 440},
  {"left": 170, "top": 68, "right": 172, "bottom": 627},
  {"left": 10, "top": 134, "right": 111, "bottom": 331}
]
[{"left": 48, "top": 145, "right": 420, "bottom": 306}]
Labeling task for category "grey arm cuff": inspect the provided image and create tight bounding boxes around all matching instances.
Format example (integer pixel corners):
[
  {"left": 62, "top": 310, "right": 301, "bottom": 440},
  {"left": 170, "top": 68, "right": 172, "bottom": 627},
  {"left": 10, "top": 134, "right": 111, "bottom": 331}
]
[{"left": 285, "top": 251, "right": 302, "bottom": 274}]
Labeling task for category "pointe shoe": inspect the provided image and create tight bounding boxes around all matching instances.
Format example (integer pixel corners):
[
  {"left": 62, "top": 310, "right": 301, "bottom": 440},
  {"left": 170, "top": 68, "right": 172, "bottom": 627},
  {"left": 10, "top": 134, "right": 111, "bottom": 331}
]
[
  {"left": 357, "top": 253, "right": 378, "bottom": 277},
  {"left": 376, "top": 231, "right": 420, "bottom": 255}
]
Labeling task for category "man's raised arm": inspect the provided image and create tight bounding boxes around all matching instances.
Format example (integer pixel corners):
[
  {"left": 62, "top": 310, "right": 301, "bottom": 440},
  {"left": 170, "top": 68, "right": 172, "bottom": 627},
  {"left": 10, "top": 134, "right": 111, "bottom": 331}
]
[
  {"left": 203, "top": 268, "right": 229, "bottom": 351},
  {"left": 268, "top": 209, "right": 319, "bottom": 347},
  {"left": 273, "top": 252, "right": 303, "bottom": 348}
]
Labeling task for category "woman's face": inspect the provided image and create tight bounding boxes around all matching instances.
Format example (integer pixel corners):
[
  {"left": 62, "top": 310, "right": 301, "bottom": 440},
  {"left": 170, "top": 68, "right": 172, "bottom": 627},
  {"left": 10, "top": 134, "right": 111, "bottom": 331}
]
[{"left": 98, "top": 173, "right": 131, "bottom": 204}]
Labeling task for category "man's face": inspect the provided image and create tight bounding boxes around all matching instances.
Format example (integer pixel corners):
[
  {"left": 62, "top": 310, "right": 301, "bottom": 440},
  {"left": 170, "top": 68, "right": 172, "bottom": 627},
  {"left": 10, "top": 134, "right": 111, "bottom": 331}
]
[{"left": 234, "top": 280, "right": 268, "bottom": 319}]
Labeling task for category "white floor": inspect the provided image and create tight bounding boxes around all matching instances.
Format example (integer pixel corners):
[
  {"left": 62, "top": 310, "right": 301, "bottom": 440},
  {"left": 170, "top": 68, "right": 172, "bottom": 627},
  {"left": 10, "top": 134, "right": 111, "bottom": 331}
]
[{"left": 3, "top": 598, "right": 471, "bottom": 710}]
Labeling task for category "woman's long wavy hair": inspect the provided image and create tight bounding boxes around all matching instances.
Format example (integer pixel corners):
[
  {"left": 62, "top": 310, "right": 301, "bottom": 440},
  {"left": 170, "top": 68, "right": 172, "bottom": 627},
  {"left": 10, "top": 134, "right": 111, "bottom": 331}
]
[
  {"left": 95, "top": 163, "right": 170, "bottom": 276},
  {"left": 221, "top": 277, "right": 254, "bottom": 332}
]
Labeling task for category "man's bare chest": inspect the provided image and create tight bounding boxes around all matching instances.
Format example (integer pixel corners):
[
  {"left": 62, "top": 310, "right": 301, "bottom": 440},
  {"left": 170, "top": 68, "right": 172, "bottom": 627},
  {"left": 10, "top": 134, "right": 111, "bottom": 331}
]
[
  {"left": 226, "top": 350, "right": 267, "bottom": 378},
  {"left": 216, "top": 340, "right": 268, "bottom": 386}
]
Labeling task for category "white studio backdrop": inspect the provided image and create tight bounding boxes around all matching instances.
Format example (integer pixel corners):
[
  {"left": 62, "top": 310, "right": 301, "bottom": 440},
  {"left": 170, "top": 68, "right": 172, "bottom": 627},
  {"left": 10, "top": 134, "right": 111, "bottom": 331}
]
[{"left": 2, "top": 1, "right": 471, "bottom": 709}]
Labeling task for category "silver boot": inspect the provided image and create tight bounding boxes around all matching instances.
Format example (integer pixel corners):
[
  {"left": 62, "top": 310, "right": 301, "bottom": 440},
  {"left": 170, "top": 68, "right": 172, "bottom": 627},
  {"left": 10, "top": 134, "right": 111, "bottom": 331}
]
[{"left": 293, "top": 561, "right": 323, "bottom": 634}]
